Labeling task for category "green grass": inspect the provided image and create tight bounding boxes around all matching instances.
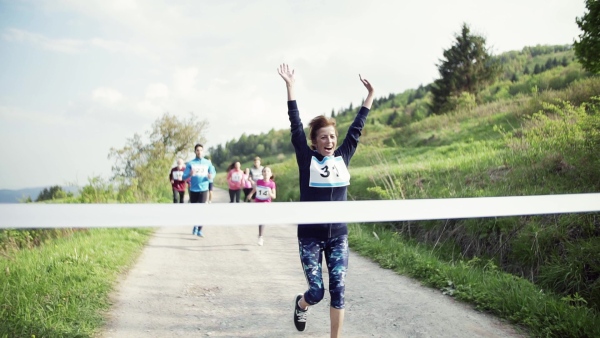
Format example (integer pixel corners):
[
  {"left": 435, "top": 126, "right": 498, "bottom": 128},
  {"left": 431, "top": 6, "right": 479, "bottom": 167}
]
[
  {"left": 0, "top": 228, "right": 153, "bottom": 338},
  {"left": 349, "top": 223, "right": 600, "bottom": 338}
]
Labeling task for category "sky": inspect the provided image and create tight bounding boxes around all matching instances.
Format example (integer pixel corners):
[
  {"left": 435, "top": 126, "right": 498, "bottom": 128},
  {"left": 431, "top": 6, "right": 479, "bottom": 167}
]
[{"left": 0, "top": 0, "right": 587, "bottom": 189}]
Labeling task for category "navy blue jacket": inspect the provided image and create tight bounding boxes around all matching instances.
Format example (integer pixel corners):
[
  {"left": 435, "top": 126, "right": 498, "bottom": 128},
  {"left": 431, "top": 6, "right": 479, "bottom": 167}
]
[{"left": 288, "top": 100, "right": 369, "bottom": 239}]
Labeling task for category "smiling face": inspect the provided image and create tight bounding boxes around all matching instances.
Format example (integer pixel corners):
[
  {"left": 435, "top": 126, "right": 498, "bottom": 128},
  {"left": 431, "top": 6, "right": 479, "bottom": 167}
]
[{"left": 313, "top": 125, "right": 337, "bottom": 157}]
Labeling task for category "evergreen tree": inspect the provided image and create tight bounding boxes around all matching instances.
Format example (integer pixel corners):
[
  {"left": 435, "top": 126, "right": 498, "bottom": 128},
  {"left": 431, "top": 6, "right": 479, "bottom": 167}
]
[
  {"left": 574, "top": 0, "right": 600, "bottom": 74},
  {"left": 430, "top": 23, "right": 500, "bottom": 114},
  {"left": 407, "top": 92, "right": 415, "bottom": 105},
  {"left": 36, "top": 185, "right": 69, "bottom": 201},
  {"left": 523, "top": 66, "right": 530, "bottom": 75},
  {"left": 387, "top": 110, "right": 399, "bottom": 125}
]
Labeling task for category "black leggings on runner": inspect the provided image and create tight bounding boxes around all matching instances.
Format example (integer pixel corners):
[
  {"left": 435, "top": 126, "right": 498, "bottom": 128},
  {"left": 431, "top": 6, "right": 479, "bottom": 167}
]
[
  {"left": 243, "top": 188, "right": 253, "bottom": 202},
  {"left": 189, "top": 191, "right": 208, "bottom": 232},
  {"left": 173, "top": 189, "right": 185, "bottom": 203},
  {"left": 229, "top": 189, "right": 241, "bottom": 203},
  {"left": 189, "top": 191, "right": 209, "bottom": 203}
]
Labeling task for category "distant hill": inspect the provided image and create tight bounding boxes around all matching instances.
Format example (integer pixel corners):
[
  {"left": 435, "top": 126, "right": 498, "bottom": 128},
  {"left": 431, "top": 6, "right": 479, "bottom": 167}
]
[{"left": 0, "top": 186, "right": 79, "bottom": 203}]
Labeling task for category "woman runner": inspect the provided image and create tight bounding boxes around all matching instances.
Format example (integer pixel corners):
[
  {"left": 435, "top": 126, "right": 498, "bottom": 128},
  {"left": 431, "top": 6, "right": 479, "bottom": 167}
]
[
  {"left": 277, "top": 63, "right": 374, "bottom": 338},
  {"left": 226, "top": 161, "right": 244, "bottom": 203},
  {"left": 247, "top": 166, "right": 276, "bottom": 246},
  {"left": 241, "top": 168, "right": 253, "bottom": 202}
]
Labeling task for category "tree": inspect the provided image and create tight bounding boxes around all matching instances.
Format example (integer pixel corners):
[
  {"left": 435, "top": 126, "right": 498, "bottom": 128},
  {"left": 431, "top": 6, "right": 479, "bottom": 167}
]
[
  {"left": 574, "top": 0, "right": 600, "bottom": 74},
  {"left": 430, "top": 23, "right": 501, "bottom": 114},
  {"left": 36, "top": 185, "right": 71, "bottom": 201},
  {"left": 108, "top": 112, "right": 208, "bottom": 201}
]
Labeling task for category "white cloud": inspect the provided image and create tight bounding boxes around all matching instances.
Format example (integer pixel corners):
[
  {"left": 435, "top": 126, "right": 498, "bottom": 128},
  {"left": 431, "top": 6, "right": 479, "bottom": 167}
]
[
  {"left": 92, "top": 87, "right": 123, "bottom": 104},
  {"left": 145, "top": 83, "right": 170, "bottom": 100},
  {"left": 0, "top": 105, "right": 74, "bottom": 126},
  {"left": 135, "top": 100, "right": 163, "bottom": 118},
  {"left": 3, "top": 28, "right": 155, "bottom": 59},
  {"left": 2, "top": 28, "right": 85, "bottom": 53},
  {"left": 172, "top": 67, "right": 200, "bottom": 99}
]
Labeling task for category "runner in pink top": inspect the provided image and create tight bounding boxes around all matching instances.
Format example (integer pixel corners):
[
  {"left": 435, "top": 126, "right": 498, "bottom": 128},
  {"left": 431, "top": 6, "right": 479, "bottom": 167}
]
[
  {"left": 242, "top": 168, "right": 253, "bottom": 202},
  {"left": 247, "top": 166, "right": 276, "bottom": 246},
  {"left": 226, "top": 161, "right": 244, "bottom": 203}
]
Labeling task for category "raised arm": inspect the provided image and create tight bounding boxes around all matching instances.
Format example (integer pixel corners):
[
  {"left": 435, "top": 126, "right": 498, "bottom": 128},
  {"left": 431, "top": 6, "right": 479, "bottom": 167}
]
[
  {"left": 359, "top": 74, "right": 375, "bottom": 109},
  {"left": 277, "top": 63, "right": 296, "bottom": 101}
]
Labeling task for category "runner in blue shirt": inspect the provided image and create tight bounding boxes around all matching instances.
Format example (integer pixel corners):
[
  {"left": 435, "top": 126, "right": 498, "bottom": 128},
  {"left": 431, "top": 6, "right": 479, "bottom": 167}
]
[{"left": 183, "top": 143, "right": 216, "bottom": 237}]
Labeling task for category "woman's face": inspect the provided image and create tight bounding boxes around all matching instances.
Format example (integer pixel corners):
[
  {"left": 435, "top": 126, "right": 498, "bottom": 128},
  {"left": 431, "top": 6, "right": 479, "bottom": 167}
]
[
  {"left": 313, "top": 125, "right": 337, "bottom": 157},
  {"left": 262, "top": 167, "right": 272, "bottom": 180},
  {"left": 235, "top": 162, "right": 241, "bottom": 170}
]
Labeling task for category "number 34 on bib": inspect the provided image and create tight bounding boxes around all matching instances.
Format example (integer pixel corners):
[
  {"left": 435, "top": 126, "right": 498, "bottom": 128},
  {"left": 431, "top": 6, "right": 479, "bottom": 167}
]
[{"left": 309, "top": 156, "right": 351, "bottom": 187}]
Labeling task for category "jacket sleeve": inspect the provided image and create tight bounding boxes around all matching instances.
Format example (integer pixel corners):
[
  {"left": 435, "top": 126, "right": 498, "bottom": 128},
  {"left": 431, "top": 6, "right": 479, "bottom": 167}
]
[
  {"left": 288, "top": 100, "right": 311, "bottom": 164},
  {"left": 182, "top": 163, "right": 192, "bottom": 181},
  {"left": 336, "top": 106, "right": 369, "bottom": 160}
]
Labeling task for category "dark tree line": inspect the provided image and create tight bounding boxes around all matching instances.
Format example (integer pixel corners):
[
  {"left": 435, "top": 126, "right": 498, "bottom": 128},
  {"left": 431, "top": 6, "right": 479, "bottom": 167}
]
[
  {"left": 36, "top": 185, "right": 73, "bottom": 202},
  {"left": 208, "top": 129, "right": 295, "bottom": 168}
]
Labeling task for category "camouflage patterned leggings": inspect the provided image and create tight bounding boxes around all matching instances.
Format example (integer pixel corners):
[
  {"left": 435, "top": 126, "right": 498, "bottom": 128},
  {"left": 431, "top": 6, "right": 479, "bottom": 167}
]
[{"left": 298, "top": 235, "right": 349, "bottom": 309}]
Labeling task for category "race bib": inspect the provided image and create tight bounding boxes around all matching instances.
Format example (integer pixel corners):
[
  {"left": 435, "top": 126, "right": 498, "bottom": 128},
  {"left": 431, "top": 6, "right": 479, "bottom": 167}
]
[
  {"left": 256, "top": 186, "right": 270, "bottom": 200},
  {"left": 309, "top": 156, "right": 350, "bottom": 187},
  {"left": 231, "top": 172, "right": 242, "bottom": 182},
  {"left": 192, "top": 164, "right": 209, "bottom": 177},
  {"left": 172, "top": 170, "right": 184, "bottom": 180}
]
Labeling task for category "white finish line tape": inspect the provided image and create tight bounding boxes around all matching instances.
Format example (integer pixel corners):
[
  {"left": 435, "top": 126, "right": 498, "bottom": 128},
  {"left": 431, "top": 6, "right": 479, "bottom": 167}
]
[{"left": 1, "top": 193, "right": 599, "bottom": 229}]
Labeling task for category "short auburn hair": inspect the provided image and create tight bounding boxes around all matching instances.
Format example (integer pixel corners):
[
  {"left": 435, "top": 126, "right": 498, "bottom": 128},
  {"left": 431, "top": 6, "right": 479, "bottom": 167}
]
[{"left": 308, "top": 115, "right": 337, "bottom": 150}]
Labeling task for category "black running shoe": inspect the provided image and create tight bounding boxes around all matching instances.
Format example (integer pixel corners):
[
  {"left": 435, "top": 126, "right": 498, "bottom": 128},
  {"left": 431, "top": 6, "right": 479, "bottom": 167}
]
[{"left": 293, "top": 293, "right": 308, "bottom": 331}]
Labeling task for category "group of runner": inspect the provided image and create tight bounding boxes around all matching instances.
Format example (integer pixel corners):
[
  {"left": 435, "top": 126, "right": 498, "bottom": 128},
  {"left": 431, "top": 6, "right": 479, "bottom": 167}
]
[
  {"left": 169, "top": 64, "right": 374, "bottom": 338},
  {"left": 169, "top": 149, "right": 274, "bottom": 245},
  {"left": 225, "top": 156, "right": 276, "bottom": 246}
]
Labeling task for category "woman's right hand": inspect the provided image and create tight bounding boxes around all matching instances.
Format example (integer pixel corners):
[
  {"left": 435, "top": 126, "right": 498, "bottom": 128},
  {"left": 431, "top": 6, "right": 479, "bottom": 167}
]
[{"left": 277, "top": 64, "right": 295, "bottom": 86}]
